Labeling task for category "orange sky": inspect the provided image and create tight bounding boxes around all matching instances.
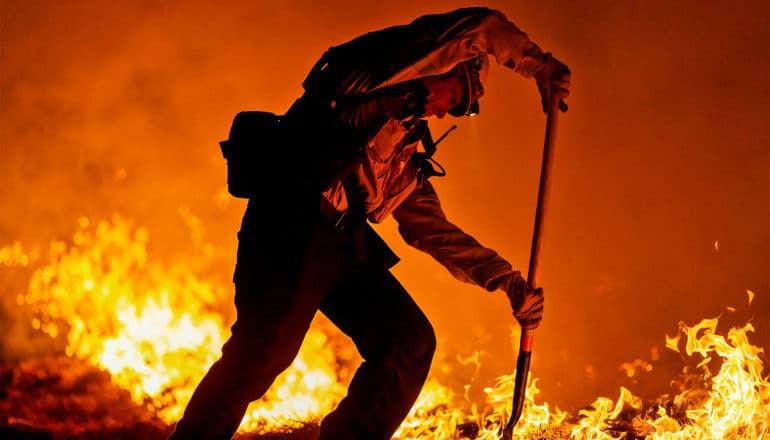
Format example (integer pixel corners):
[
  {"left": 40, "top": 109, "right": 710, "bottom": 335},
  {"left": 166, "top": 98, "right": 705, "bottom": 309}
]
[{"left": 1, "top": 0, "right": 768, "bottom": 410}]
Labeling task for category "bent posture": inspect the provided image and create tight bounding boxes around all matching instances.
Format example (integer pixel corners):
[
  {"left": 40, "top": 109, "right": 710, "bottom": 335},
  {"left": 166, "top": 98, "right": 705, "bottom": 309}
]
[{"left": 171, "top": 7, "right": 570, "bottom": 440}]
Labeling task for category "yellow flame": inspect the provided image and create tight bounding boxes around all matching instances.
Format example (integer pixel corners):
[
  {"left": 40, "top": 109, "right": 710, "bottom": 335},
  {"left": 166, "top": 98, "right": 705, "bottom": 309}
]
[
  {"left": 570, "top": 386, "right": 641, "bottom": 439},
  {"left": 619, "top": 359, "right": 653, "bottom": 378},
  {"left": 0, "top": 241, "right": 31, "bottom": 266},
  {"left": 13, "top": 215, "right": 348, "bottom": 431},
  {"left": 394, "top": 373, "right": 565, "bottom": 439},
  {"left": 665, "top": 333, "right": 681, "bottom": 354}
]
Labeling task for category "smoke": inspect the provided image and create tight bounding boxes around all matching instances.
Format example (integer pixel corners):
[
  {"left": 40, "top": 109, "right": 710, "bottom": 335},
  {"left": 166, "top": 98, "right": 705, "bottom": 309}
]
[{"left": 2, "top": 0, "right": 768, "bottom": 411}]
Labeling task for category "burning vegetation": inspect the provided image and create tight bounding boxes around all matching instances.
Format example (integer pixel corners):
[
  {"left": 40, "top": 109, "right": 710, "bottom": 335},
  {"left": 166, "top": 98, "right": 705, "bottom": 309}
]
[{"left": 1, "top": 216, "right": 768, "bottom": 439}]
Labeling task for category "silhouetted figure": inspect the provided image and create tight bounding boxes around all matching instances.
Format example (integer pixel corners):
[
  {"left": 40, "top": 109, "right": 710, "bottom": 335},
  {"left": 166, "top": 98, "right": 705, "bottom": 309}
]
[{"left": 170, "top": 7, "right": 569, "bottom": 440}]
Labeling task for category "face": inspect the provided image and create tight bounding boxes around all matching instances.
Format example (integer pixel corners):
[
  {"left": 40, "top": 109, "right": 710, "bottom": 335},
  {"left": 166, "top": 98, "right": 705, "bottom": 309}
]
[{"left": 420, "top": 72, "right": 465, "bottom": 118}]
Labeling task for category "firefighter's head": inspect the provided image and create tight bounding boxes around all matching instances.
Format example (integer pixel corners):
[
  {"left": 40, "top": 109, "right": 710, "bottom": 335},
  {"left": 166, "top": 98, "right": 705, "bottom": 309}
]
[{"left": 420, "top": 53, "right": 488, "bottom": 119}]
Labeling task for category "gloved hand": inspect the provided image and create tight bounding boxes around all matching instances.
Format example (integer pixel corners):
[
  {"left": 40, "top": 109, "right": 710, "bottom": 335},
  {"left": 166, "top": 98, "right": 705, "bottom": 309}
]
[
  {"left": 533, "top": 53, "right": 571, "bottom": 113},
  {"left": 378, "top": 81, "right": 429, "bottom": 119},
  {"left": 499, "top": 272, "right": 544, "bottom": 330}
]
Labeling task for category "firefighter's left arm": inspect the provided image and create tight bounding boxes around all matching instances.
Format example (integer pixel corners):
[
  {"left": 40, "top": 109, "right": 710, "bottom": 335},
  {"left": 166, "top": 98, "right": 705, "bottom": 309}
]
[
  {"left": 385, "top": 8, "right": 570, "bottom": 113},
  {"left": 391, "top": 179, "right": 514, "bottom": 291}
]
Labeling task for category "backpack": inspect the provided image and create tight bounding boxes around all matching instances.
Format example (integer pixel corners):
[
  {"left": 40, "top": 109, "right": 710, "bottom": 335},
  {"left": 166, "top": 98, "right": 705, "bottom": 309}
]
[
  {"left": 218, "top": 109, "right": 451, "bottom": 200},
  {"left": 219, "top": 111, "right": 282, "bottom": 199}
]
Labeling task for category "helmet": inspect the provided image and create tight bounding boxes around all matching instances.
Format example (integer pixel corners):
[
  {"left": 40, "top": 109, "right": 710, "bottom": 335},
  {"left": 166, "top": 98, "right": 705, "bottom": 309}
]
[{"left": 448, "top": 52, "right": 489, "bottom": 117}]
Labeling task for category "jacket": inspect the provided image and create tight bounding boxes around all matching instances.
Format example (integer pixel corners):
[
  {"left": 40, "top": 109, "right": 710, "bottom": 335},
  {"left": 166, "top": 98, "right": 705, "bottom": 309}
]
[{"left": 290, "top": 8, "right": 546, "bottom": 290}]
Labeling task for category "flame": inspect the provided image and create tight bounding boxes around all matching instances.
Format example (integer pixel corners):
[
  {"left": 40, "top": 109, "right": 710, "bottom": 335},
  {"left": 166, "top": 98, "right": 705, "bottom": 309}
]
[
  {"left": 4, "top": 216, "right": 769, "bottom": 438},
  {"left": 393, "top": 373, "right": 565, "bottom": 439},
  {"left": 643, "top": 318, "right": 769, "bottom": 439},
  {"left": 16, "top": 215, "right": 229, "bottom": 423},
  {"left": 619, "top": 359, "right": 653, "bottom": 378},
  {"left": 569, "top": 317, "right": 770, "bottom": 440},
  {"left": 570, "top": 386, "right": 642, "bottom": 439},
  {"left": 238, "top": 320, "right": 350, "bottom": 432},
  {"left": 11, "top": 215, "right": 347, "bottom": 433}
]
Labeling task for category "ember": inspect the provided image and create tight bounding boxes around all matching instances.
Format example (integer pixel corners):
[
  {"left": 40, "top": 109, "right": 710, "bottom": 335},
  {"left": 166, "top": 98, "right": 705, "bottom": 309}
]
[{"left": 1, "top": 217, "right": 768, "bottom": 439}]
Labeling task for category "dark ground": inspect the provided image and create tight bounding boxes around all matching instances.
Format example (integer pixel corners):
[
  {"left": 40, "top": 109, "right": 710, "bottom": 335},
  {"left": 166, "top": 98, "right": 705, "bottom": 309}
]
[{"left": 0, "top": 356, "right": 325, "bottom": 440}]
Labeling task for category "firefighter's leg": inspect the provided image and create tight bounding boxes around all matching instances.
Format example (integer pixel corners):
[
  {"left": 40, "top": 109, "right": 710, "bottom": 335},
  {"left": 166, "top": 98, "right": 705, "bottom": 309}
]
[
  {"left": 170, "top": 213, "right": 353, "bottom": 440},
  {"left": 318, "top": 268, "right": 436, "bottom": 440}
]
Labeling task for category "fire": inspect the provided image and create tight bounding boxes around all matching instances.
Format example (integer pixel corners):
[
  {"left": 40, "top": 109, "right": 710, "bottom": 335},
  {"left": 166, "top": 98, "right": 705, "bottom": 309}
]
[
  {"left": 393, "top": 374, "right": 565, "bottom": 438},
  {"left": 10, "top": 215, "right": 348, "bottom": 433},
  {"left": 3, "top": 216, "right": 769, "bottom": 438},
  {"left": 570, "top": 386, "right": 641, "bottom": 439},
  {"left": 645, "top": 318, "right": 769, "bottom": 438},
  {"left": 569, "top": 318, "right": 770, "bottom": 440},
  {"left": 16, "top": 215, "right": 230, "bottom": 423},
  {"left": 238, "top": 320, "right": 350, "bottom": 432}
]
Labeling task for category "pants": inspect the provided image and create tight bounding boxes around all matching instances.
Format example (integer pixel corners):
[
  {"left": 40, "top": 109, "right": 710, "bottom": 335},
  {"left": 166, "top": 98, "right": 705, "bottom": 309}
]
[{"left": 170, "top": 201, "right": 436, "bottom": 440}]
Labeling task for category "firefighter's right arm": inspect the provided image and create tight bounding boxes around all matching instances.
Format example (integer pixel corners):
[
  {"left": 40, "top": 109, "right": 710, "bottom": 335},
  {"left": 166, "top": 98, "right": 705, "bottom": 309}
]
[{"left": 391, "top": 179, "right": 514, "bottom": 291}]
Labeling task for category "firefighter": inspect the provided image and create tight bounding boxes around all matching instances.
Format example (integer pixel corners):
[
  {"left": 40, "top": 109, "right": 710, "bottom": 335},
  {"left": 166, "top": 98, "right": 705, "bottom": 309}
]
[{"left": 170, "top": 7, "right": 570, "bottom": 440}]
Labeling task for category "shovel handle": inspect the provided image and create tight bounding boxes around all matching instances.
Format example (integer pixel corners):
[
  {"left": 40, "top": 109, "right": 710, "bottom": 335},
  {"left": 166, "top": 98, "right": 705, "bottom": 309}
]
[{"left": 502, "top": 101, "right": 560, "bottom": 436}]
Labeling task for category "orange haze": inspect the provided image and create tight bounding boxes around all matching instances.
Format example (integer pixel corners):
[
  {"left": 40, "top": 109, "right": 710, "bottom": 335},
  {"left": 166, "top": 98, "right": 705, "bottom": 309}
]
[{"left": 2, "top": 0, "right": 768, "bottom": 410}]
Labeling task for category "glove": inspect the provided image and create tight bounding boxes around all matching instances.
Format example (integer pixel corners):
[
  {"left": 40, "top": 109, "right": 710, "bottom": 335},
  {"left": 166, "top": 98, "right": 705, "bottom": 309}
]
[
  {"left": 378, "top": 81, "right": 429, "bottom": 120},
  {"left": 533, "top": 53, "right": 571, "bottom": 113},
  {"left": 499, "top": 272, "right": 544, "bottom": 330}
]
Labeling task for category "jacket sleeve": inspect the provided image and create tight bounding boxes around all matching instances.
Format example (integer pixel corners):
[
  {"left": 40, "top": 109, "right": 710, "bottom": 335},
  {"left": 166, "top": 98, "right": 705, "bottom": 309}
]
[
  {"left": 391, "top": 179, "right": 514, "bottom": 291},
  {"left": 383, "top": 7, "right": 549, "bottom": 87}
]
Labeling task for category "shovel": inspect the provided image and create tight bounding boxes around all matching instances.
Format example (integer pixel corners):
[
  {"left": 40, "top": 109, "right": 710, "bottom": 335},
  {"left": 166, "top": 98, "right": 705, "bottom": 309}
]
[{"left": 501, "top": 98, "right": 561, "bottom": 439}]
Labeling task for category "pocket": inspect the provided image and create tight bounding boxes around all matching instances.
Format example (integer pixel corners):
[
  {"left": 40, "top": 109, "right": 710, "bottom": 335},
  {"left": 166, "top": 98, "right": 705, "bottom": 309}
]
[
  {"left": 369, "top": 164, "right": 419, "bottom": 223},
  {"left": 366, "top": 118, "right": 408, "bottom": 163}
]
